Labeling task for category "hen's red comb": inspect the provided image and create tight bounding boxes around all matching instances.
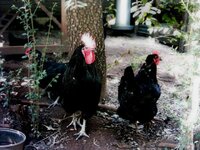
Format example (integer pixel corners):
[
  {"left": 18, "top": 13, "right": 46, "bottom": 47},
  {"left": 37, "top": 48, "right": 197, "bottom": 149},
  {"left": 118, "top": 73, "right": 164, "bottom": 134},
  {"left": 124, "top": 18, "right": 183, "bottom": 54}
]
[
  {"left": 25, "top": 47, "right": 32, "bottom": 55},
  {"left": 152, "top": 50, "right": 159, "bottom": 54}
]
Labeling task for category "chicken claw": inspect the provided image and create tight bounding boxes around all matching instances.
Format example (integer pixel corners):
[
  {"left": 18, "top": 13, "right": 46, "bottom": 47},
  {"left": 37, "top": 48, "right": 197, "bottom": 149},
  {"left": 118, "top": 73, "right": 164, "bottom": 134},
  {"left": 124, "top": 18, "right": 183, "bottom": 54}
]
[
  {"left": 48, "top": 96, "right": 60, "bottom": 108},
  {"left": 74, "top": 119, "right": 89, "bottom": 140},
  {"left": 67, "top": 112, "right": 81, "bottom": 130}
]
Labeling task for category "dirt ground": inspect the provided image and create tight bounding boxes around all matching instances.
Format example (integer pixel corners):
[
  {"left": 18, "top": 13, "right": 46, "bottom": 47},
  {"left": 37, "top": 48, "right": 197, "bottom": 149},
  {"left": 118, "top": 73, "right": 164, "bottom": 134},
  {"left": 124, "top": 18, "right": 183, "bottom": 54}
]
[{"left": 0, "top": 34, "right": 198, "bottom": 149}]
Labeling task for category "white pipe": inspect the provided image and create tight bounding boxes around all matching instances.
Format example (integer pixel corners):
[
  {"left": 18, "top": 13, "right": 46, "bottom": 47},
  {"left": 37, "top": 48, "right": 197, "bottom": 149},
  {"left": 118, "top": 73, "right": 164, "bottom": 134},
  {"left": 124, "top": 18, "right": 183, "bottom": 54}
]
[
  {"left": 116, "top": 0, "right": 131, "bottom": 26},
  {"left": 113, "top": 0, "right": 133, "bottom": 30}
]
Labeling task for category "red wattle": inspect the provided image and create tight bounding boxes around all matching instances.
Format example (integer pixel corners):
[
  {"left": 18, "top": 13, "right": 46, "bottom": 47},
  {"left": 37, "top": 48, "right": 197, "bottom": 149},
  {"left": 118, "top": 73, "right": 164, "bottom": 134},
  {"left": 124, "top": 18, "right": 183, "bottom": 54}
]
[{"left": 82, "top": 49, "right": 96, "bottom": 64}]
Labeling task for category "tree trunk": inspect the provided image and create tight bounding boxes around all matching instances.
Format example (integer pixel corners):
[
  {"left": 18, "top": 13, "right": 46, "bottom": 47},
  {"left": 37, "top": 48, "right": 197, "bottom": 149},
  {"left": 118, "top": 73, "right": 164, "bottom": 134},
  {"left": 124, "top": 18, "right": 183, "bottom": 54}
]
[
  {"left": 178, "top": 11, "right": 189, "bottom": 52},
  {"left": 64, "top": 0, "right": 106, "bottom": 99}
]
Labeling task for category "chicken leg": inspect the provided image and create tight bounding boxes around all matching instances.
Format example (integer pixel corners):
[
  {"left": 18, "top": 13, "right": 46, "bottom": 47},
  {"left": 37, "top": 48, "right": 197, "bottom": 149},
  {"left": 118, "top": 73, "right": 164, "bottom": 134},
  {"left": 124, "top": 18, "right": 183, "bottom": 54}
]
[{"left": 74, "top": 118, "right": 89, "bottom": 140}]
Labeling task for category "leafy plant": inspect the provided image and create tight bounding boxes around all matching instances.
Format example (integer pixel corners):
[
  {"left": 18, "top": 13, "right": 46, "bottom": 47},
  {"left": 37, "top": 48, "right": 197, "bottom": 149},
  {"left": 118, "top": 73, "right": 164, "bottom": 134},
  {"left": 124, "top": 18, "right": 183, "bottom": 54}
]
[
  {"left": 131, "top": 0, "right": 161, "bottom": 26},
  {"left": 0, "top": 64, "right": 24, "bottom": 109},
  {"left": 0, "top": 56, "right": 7, "bottom": 107},
  {"left": 12, "top": 0, "right": 58, "bottom": 137},
  {"left": 131, "top": 0, "right": 190, "bottom": 51},
  {"left": 103, "top": 0, "right": 115, "bottom": 15},
  {"left": 103, "top": 0, "right": 116, "bottom": 27}
]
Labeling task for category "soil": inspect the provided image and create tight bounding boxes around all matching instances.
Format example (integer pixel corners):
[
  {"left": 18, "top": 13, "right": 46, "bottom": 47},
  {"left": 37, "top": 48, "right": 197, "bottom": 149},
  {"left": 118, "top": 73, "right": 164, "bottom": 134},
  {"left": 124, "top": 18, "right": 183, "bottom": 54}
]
[{"left": 0, "top": 34, "right": 198, "bottom": 149}]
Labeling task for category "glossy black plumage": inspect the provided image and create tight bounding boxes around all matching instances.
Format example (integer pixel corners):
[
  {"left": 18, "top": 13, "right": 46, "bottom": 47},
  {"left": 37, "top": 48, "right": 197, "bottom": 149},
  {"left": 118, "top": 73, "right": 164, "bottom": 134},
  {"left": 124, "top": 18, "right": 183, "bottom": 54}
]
[
  {"left": 117, "top": 54, "right": 161, "bottom": 126},
  {"left": 62, "top": 45, "right": 101, "bottom": 120},
  {"left": 40, "top": 60, "right": 68, "bottom": 99}
]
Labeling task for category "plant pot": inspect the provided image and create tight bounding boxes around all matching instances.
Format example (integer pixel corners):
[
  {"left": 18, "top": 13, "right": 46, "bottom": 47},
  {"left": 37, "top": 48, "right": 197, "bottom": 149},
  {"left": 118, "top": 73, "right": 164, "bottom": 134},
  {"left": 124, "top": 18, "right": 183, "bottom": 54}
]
[{"left": 0, "top": 128, "right": 26, "bottom": 150}]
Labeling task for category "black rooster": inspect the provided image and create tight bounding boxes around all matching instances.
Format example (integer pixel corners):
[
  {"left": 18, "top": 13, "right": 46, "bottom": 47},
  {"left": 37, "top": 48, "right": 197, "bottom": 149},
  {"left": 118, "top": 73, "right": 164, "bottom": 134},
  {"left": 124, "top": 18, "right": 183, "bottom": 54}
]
[
  {"left": 62, "top": 33, "right": 101, "bottom": 140},
  {"left": 25, "top": 48, "right": 67, "bottom": 107},
  {"left": 117, "top": 51, "right": 161, "bottom": 130}
]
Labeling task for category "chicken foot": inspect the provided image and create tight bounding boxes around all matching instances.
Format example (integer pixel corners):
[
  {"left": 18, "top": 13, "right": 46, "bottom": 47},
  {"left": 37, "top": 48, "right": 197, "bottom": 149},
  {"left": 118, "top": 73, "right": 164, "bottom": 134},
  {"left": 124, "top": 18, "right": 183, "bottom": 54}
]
[
  {"left": 66, "top": 112, "right": 81, "bottom": 130},
  {"left": 74, "top": 118, "right": 89, "bottom": 140},
  {"left": 48, "top": 96, "right": 60, "bottom": 108}
]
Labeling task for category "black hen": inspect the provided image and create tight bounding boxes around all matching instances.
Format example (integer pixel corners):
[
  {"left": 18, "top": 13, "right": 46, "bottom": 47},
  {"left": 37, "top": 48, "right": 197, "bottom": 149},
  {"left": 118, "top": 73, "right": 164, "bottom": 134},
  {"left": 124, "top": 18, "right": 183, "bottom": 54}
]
[
  {"left": 117, "top": 51, "right": 161, "bottom": 130},
  {"left": 25, "top": 48, "right": 67, "bottom": 106},
  {"left": 40, "top": 59, "right": 68, "bottom": 107},
  {"left": 62, "top": 33, "right": 101, "bottom": 140}
]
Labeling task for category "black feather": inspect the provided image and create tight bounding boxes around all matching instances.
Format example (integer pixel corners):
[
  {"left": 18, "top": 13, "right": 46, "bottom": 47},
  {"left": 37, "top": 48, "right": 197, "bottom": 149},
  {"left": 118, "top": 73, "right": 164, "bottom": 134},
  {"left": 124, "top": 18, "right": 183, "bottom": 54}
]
[{"left": 62, "top": 45, "right": 101, "bottom": 119}]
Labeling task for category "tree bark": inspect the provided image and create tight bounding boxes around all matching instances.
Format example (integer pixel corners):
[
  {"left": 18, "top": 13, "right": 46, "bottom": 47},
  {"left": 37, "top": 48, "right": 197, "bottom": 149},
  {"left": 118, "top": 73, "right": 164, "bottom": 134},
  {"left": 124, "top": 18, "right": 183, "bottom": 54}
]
[{"left": 64, "top": 0, "right": 106, "bottom": 99}]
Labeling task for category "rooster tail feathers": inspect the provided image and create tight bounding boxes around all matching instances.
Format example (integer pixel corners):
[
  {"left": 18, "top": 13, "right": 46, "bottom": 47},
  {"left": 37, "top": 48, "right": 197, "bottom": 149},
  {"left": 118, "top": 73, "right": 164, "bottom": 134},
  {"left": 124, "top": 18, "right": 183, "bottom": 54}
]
[{"left": 81, "top": 33, "right": 96, "bottom": 49}]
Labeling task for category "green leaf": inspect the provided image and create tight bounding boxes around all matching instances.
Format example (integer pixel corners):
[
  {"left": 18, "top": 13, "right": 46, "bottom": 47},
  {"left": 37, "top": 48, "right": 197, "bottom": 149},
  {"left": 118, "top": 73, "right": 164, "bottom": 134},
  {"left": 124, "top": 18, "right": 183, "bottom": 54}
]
[
  {"left": 131, "top": 5, "right": 138, "bottom": 13},
  {"left": 132, "top": 11, "right": 140, "bottom": 18},
  {"left": 145, "top": 19, "right": 151, "bottom": 26}
]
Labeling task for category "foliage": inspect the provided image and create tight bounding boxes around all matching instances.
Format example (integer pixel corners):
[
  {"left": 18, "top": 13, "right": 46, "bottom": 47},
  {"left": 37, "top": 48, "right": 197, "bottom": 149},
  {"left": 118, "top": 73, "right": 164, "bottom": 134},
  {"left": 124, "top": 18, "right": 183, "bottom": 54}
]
[
  {"left": 103, "top": 0, "right": 116, "bottom": 27},
  {"left": 0, "top": 57, "right": 23, "bottom": 110},
  {"left": 11, "top": 0, "right": 58, "bottom": 137},
  {"left": 159, "top": 0, "right": 186, "bottom": 28},
  {"left": 130, "top": 0, "right": 189, "bottom": 51},
  {"left": 182, "top": 0, "right": 200, "bottom": 114},
  {"left": 0, "top": 57, "right": 8, "bottom": 107},
  {"left": 103, "top": 0, "right": 116, "bottom": 15},
  {"left": 131, "top": 0, "right": 161, "bottom": 26},
  {"left": 155, "top": 0, "right": 188, "bottom": 44},
  {"left": 183, "top": 1, "right": 200, "bottom": 55},
  {"left": 131, "top": 0, "right": 186, "bottom": 28},
  {"left": 0, "top": 64, "right": 24, "bottom": 109}
]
